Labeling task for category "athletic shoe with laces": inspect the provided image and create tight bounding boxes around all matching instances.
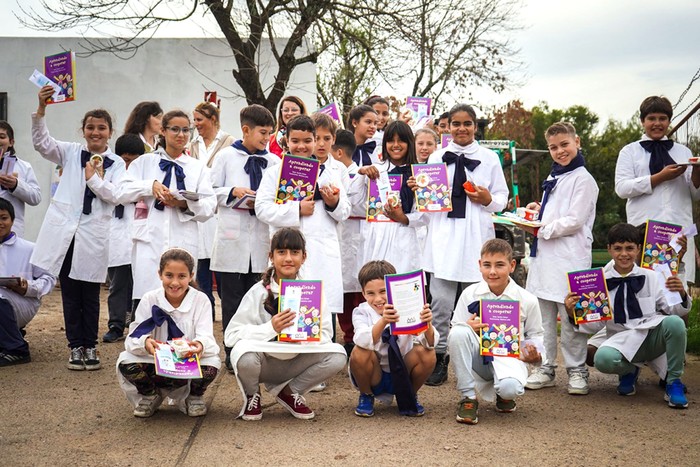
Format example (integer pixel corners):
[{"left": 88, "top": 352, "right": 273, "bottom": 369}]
[
  {"left": 525, "top": 368, "right": 555, "bottom": 389},
  {"left": 354, "top": 393, "right": 375, "bottom": 417},
  {"left": 456, "top": 397, "right": 479, "bottom": 424},
  {"left": 276, "top": 391, "right": 315, "bottom": 419},
  {"left": 567, "top": 372, "right": 589, "bottom": 395},
  {"left": 0, "top": 352, "right": 31, "bottom": 367},
  {"left": 67, "top": 347, "right": 85, "bottom": 371},
  {"left": 665, "top": 379, "right": 689, "bottom": 408},
  {"left": 133, "top": 393, "right": 163, "bottom": 418},
  {"left": 617, "top": 367, "right": 640, "bottom": 396},
  {"left": 242, "top": 393, "right": 262, "bottom": 421},
  {"left": 83, "top": 347, "right": 101, "bottom": 370},
  {"left": 496, "top": 395, "right": 517, "bottom": 413},
  {"left": 102, "top": 327, "right": 124, "bottom": 343},
  {"left": 425, "top": 354, "right": 449, "bottom": 386},
  {"left": 186, "top": 395, "right": 207, "bottom": 417}
]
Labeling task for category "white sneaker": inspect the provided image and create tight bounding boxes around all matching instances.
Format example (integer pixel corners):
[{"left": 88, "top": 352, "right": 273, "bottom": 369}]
[
  {"left": 525, "top": 368, "right": 555, "bottom": 390},
  {"left": 567, "top": 373, "right": 590, "bottom": 395},
  {"left": 133, "top": 393, "right": 163, "bottom": 418},
  {"left": 309, "top": 381, "right": 327, "bottom": 392},
  {"left": 186, "top": 395, "right": 207, "bottom": 417}
]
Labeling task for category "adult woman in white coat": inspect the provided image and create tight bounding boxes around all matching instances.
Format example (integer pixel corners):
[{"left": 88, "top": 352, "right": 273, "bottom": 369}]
[
  {"left": 117, "top": 110, "right": 216, "bottom": 306},
  {"left": 30, "top": 85, "right": 126, "bottom": 371}
]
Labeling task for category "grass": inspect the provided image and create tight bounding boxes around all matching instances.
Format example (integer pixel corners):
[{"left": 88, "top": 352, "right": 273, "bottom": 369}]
[{"left": 688, "top": 298, "right": 700, "bottom": 355}]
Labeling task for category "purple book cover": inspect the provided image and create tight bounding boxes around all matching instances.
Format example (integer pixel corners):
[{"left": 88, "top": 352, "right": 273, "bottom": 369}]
[
  {"left": 641, "top": 219, "right": 682, "bottom": 273},
  {"left": 154, "top": 346, "right": 202, "bottom": 379},
  {"left": 44, "top": 51, "right": 76, "bottom": 104},
  {"left": 278, "top": 280, "right": 323, "bottom": 342},
  {"left": 386, "top": 269, "right": 428, "bottom": 335},
  {"left": 406, "top": 96, "right": 432, "bottom": 121},
  {"left": 441, "top": 134, "right": 453, "bottom": 148},
  {"left": 274, "top": 155, "right": 320, "bottom": 204},
  {"left": 412, "top": 163, "right": 452, "bottom": 212},
  {"left": 366, "top": 174, "right": 402, "bottom": 222},
  {"left": 567, "top": 268, "right": 612, "bottom": 324},
  {"left": 318, "top": 103, "right": 344, "bottom": 129},
  {"left": 479, "top": 300, "right": 520, "bottom": 358}
]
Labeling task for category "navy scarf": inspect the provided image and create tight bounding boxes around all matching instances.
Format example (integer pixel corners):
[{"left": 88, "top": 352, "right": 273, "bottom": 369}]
[
  {"left": 381, "top": 327, "right": 420, "bottom": 415},
  {"left": 388, "top": 164, "right": 414, "bottom": 214},
  {"left": 640, "top": 139, "right": 675, "bottom": 176},
  {"left": 154, "top": 158, "right": 186, "bottom": 211},
  {"left": 606, "top": 275, "right": 645, "bottom": 324},
  {"left": 352, "top": 140, "right": 376, "bottom": 167},
  {"left": 313, "top": 161, "right": 326, "bottom": 201},
  {"left": 129, "top": 305, "right": 185, "bottom": 340},
  {"left": 0, "top": 232, "right": 15, "bottom": 244},
  {"left": 442, "top": 151, "right": 481, "bottom": 219},
  {"left": 530, "top": 150, "right": 586, "bottom": 257},
  {"left": 232, "top": 140, "right": 269, "bottom": 216},
  {"left": 81, "top": 150, "right": 115, "bottom": 215}
]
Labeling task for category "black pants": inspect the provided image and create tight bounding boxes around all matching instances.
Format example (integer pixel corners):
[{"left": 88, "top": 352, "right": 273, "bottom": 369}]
[
  {"left": 0, "top": 298, "right": 29, "bottom": 355},
  {"left": 60, "top": 240, "right": 101, "bottom": 349},
  {"left": 197, "top": 259, "right": 222, "bottom": 321},
  {"left": 219, "top": 269, "right": 259, "bottom": 333},
  {"left": 107, "top": 264, "right": 133, "bottom": 333}
]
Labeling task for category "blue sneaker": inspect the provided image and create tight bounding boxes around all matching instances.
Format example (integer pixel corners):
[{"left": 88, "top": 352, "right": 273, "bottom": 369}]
[
  {"left": 401, "top": 399, "right": 425, "bottom": 417},
  {"left": 355, "top": 393, "right": 375, "bottom": 417},
  {"left": 664, "top": 379, "right": 689, "bottom": 408},
  {"left": 617, "top": 367, "right": 640, "bottom": 396}
]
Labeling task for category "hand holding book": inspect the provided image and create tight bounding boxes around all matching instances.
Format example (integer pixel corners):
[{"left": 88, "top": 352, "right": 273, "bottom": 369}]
[{"left": 272, "top": 309, "right": 296, "bottom": 333}]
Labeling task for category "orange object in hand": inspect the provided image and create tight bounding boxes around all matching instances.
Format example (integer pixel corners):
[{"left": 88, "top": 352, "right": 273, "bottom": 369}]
[{"left": 463, "top": 181, "right": 476, "bottom": 193}]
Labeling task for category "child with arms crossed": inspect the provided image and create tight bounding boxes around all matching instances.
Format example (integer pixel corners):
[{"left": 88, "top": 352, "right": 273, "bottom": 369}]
[
  {"left": 524, "top": 122, "right": 598, "bottom": 395},
  {"left": 31, "top": 85, "right": 126, "bottom": 370},
  {"left": 349, "top": 260, "right": 436, "bottom": 417},
  {"left": 210, "top": 104, "right": 280, "bottom": 370},
  {"left": 565, "top": 223, "right": 690, "bottom": 408},
  {"left": 448, "top": 239, "right": 544, "bottom": 424},
  {"left": 117, "top": 248, "right": 220, "bottom": 418},
  {"left": 224, "top": 228, "right": 346, "bottom": 420}
]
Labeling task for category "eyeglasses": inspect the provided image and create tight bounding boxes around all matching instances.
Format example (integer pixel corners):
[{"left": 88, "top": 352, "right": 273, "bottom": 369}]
[{"left": 166, "top": 126, "right": 192, "bottom": 135}]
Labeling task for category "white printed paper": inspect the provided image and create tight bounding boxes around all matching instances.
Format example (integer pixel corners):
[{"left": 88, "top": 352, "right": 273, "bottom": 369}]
[
  {"left": 28, "top": 69, "right": 62, "bottom": 99},
  {"left": 652, "top": 263, "right": 683, "bottom": 306}
]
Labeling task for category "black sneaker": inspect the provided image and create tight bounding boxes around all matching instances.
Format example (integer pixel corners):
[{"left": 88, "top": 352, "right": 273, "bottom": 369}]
[
  {"left": 425, "top": 354, "right": 449, "bottom": 386},
  {"left": 67, "top": 347, "right": 85, "bottom": 371},
  {"left": 84, "top": 347, "right": 101, "bottom": 370},
  {"left": 0, "top": 352, "right": 31, "bottom": 367},
  {"left": 225, "top": 347, "right": 234, "bottom": 374},
  {"left": 102, "top": 327, "right": 125, "bottom": 343}
]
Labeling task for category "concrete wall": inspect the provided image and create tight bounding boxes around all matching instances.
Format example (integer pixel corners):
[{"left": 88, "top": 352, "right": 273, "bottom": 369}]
[{"left": 0, "top": 37, "right": 316, "bottom": 241}]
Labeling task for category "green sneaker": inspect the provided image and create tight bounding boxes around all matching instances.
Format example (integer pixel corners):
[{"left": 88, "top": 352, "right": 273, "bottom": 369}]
[
  {"left": 456, "top": 397, "right": 478, "bottom": 424},
  {"left": 496, "top": 395, "right": 517, "bottom": 413}
]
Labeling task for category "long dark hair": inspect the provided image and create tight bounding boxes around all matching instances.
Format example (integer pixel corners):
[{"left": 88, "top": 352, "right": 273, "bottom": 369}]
[
  {"left": 382, "top": 120, "right": 417, "bottom": 166},
  {"left": 124, "top": 101, "right": 163, "bottom": 135},
  {"left": 261, "top": 228, "right": 307, "bottom": 314}
]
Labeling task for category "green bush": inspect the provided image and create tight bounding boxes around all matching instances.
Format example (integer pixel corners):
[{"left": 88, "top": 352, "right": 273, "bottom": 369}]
[{"left": 687, "top": 299, "right": 700, "bottom": 355}]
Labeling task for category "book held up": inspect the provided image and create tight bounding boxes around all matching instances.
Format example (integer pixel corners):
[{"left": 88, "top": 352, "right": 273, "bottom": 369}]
[
  {"left": 385, "top": 269, "right": 428, "bottom": 335},
  {"left": 275, "top": 155, "right": 320, "bottom": 204},
  {"left": 479, "top": 300, "right": 520, "bottom": 358},
  {"left": 278, "top": 280, "right": 323, "bottom": 342},
  {"left": 567, "top": 268, "right": 612, "bottom": 324}
]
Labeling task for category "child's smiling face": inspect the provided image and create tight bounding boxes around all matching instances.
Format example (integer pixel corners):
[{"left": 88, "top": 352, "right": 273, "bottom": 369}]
[
  {"left": 608, "top": 241, "right": 640, "bottom": 275},
  {"left": 479, "top": 251, "right": 515, "bottom": 295},
  {"left": 642, "top": 112, "right": 670, "bottom": 140},
  {"left": 449, "top": 111, "right": 475, "bottom": 146},
  {"left": 546, "top": 132, "right": 580, "bottom": 167},
  {"left": 287, "top": 129, "right": 315, "bottom": 158},
  {"left": 362, "top": 279, "right": 387, "bottom": 315}
]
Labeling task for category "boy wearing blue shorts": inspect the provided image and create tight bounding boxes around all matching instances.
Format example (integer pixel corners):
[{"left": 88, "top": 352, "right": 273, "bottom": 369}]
[{"left": 349, "top": 260, "right": 437, "bottom": 417}]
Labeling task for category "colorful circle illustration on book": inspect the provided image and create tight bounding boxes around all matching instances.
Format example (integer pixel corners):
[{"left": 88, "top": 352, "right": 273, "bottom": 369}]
[
  {"left": 415, "top": 173, "right": 430, "bottom": 187},
  {"left": 90, "top": 154, "right": 103, "bottom": 168}
]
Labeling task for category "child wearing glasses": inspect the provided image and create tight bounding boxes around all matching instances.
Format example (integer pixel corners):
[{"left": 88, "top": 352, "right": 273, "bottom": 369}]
[{"left": 117, "top": 110, "right": 216, "bottom": 310}]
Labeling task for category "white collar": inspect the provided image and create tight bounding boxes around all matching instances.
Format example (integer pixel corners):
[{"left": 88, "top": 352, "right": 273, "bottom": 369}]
[{"left": 156, "top": 286, "right": 197, "bottom": 313}]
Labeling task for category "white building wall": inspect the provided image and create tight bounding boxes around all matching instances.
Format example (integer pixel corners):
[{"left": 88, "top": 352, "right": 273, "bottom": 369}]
[{"left": 0, "top": 37, "right": 316, "bottom": 241}]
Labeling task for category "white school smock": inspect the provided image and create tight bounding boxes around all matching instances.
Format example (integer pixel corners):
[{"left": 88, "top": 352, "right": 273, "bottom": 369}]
[
  {"left": 116, "top": 148, "right": 216, "bottom": 299},
  {"left": 255, "top": 156, "right": 351, "bottom": 313},
  {"left": 189, "top": 129, "right": 235, "bottom": 261},
  {"left": 108, "top": 203, "right": 135, "bottom": 268},
  {"left": 30, "top": 114, "right": 126, "bottom": 282},
  {"left": 224, "top": 279, "right": 346, "bottom": 416},
  {"left": 0, "top": 233, "right": 56, "bottom": 327},
  {"left": 615, "top": 135, "right": 699, "bottom": 283},
  {"left": 209, "top": 144, "right": 280, "bottom": 273},
  {"left": 347, "top": 161, "right": 427, "bottom": 274},
  {"left": 338, "top": 162, "right": 364, "bottom": 293},
  {"left": 352, "top": 301, "right": 437, "bottom": 373},
  {"left": 422, "top": 141, "right": 509, "bottom": 283},
  {"left": 452, "top": 279, "right": 545, "bottom": 402},
  {"left": 577, "top": 263, "right": 690, "bottom": 378},
  {"left": 526, "top": 166, "right": 598, "bottom": 303},
  {"left": 0, "top": 155, "right": 41, "bottom": 238},
  {"left": 116, "top": 287, "right": 221, "bottom": 412}
]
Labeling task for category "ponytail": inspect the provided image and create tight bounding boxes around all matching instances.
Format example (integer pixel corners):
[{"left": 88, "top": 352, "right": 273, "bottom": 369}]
[{"left": 260, "top": 266, "right": 277, "bottom": 315}]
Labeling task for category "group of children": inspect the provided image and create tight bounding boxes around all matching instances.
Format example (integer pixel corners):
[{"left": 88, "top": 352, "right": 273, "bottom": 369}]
[{"left": 0, "top": 89, "right": 694, "bottom": 422}]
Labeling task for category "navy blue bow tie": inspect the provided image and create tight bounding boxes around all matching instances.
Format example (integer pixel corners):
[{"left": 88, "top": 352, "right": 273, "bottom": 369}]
[
  {"left": 129, "top": 305, "right": 185, "bottom": 340},
  {"left": 81, "top": 150, "right": 115, "bottom": 215},
  {"left": 606, "top": 275, "right": 646, "bottom": 324},
  {"left": 640, "top": 139, "right": 675, "bottom": 176},
  {"left": 352, "top": 141, "right": 376, "bottom": 167},
  {"left": 155, "top": 158, "right": 186, "bottom": 211},
  {"left": 442, "top": 151, "right": 481, "bottom": 219}
]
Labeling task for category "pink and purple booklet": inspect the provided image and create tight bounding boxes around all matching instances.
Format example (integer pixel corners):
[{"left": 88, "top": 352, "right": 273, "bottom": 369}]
[
  {"left": 385, "top": 269, "right": 428, "bottom": 335},
  {"left": 479, "top": 300, "right": 520, "bottom": 358},
  {"left": 366, "top": 174, "right": 402, "bottom": 222},
  {"left": 406, "top": 96, "right": 432, "bottom": 128},
  {"left": 154, "top": 344, "right": 202, "bottom": 379},
  {"left": 567, "top": 268, "right": 612, "bottom": 325},
  {"left": 278, "top": 279, "right": 323, "bottom": 342},
  {"left": 412, "top": 163, "right": 452, "bottom": 212},
  {"left": 641, "top": 220, "right": 683, "bottom": 274},
  {"left": 318, "top": 103, "right": 344, "bottom": 129},
  {"left": 44, "top": 51, "right": 76, "bottom": 104},
  {"left": 441, "top": 134, "right": 453, "bottom": 148},
  {"left": 274, "top": 155, "right": 320, "bottom": 204}
]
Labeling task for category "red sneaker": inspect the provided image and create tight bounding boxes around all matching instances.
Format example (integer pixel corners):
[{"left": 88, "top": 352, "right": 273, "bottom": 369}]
[
  {"left": 276, "top": 391, "right": 315, "bottom": 419},
  {"left": 242, "top": 393, "right": 262, "bottom": 421}
]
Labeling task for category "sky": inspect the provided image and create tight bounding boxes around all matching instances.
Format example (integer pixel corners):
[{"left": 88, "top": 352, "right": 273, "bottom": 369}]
[{"left": 2, "top": 0, "right": 699, "bottom": 125}]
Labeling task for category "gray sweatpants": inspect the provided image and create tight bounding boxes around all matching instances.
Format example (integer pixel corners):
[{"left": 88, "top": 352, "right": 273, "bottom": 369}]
[
  {"left": 539, "top": 298, "right": 588, "bottom": 376},
  {"left": 236, "top": 352, "right": 346, "bottom": 396}
]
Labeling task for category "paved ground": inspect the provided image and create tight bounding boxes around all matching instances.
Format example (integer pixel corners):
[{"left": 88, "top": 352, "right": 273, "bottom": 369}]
[{"left": 1, "top": 289, "right": 699, "bottom": 466}]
